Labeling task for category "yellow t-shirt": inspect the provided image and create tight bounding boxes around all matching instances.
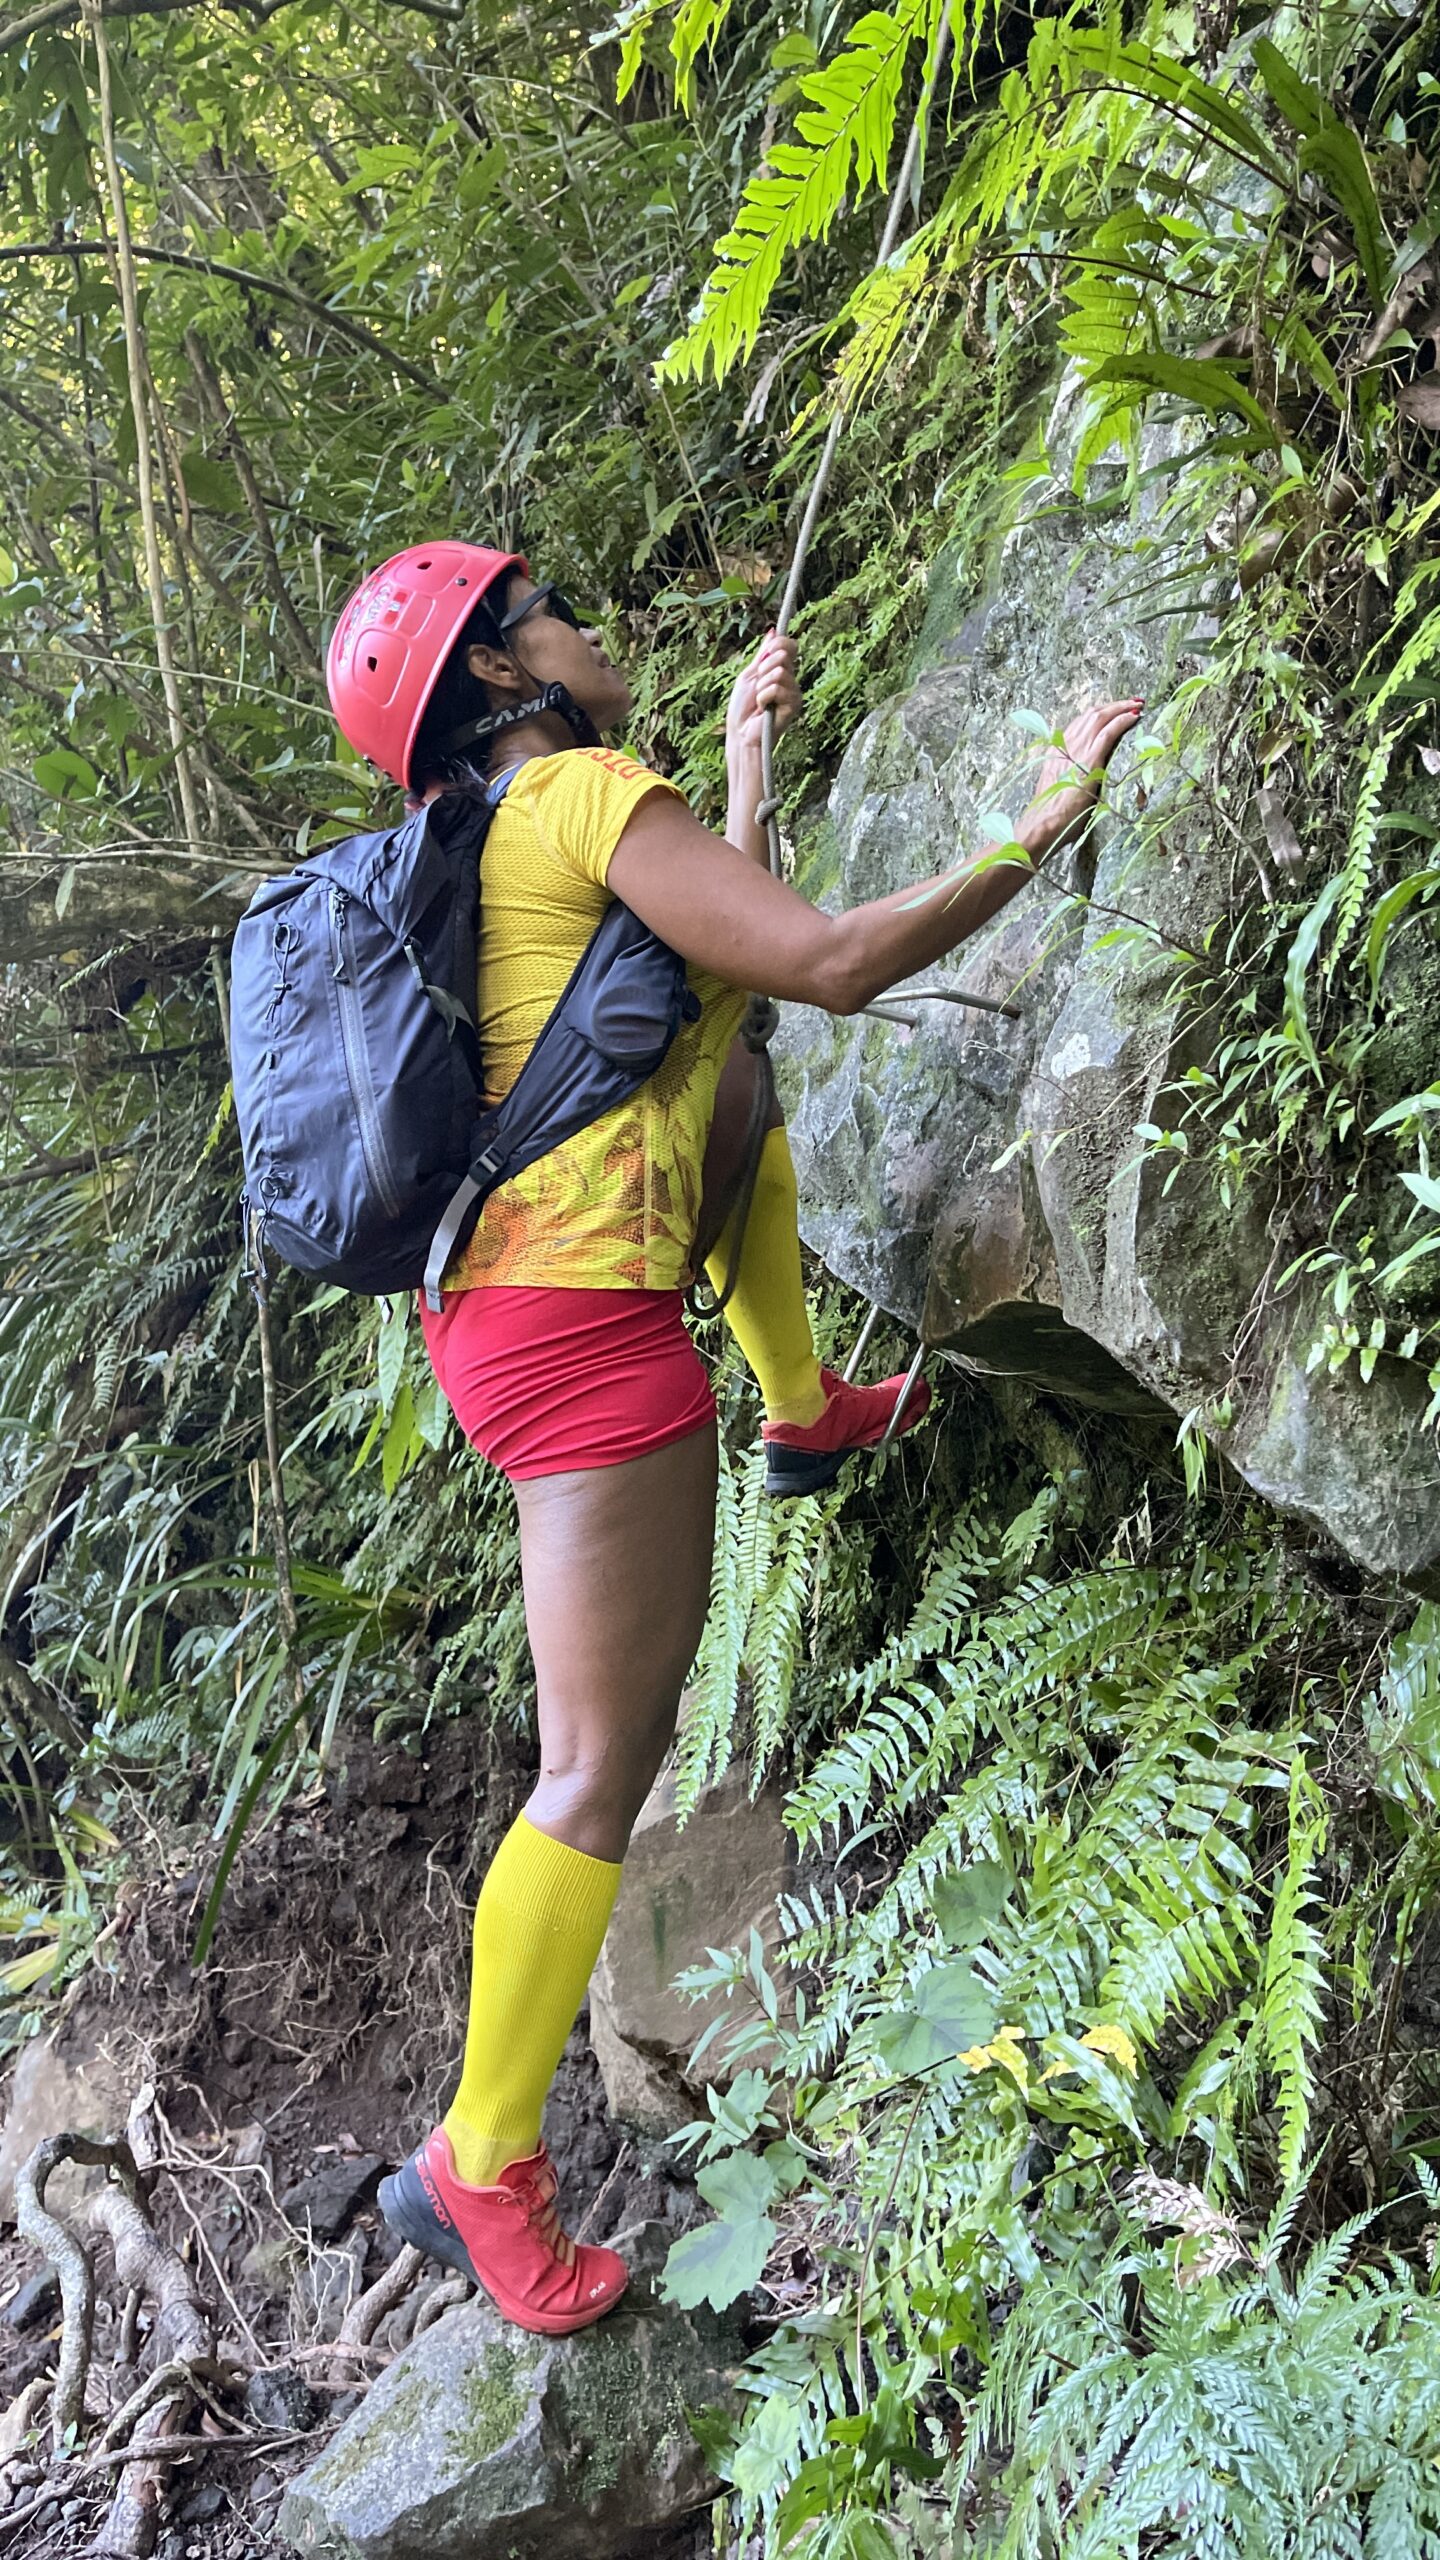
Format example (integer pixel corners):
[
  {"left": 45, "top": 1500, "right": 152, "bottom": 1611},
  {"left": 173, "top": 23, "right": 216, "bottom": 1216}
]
[{"left": 444, "top": 745, "right": 747, "bottom": 1292}]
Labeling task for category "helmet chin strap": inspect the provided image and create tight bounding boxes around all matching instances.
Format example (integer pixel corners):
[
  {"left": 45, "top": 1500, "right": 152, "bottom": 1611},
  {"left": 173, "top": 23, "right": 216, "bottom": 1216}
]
[{"left": 447, "top": 680, "right": 601, "bottom": 758}]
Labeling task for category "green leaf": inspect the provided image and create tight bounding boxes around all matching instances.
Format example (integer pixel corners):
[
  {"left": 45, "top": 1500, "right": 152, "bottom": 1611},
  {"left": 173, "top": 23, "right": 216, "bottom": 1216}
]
[
  {"left": 1368, "top": 1603, "right": 1440, "bottom": 1816},
  {"left": 869, "top": 1959, "right": 995, "bottom": 2074},
  {"left": 376, "top": 1300, "right": 409, "bottom": 1413},
  {"left": 179, "top": 448, "right": 244, "bottom": 514},
  {"left": 1251, "top": 36, "right": 1326, "bottom": 140},
  {"left": 662, "top": 2200, "right": 775, "bottom": 2311},
  {"left": 34, "top": 746, "right": 98, "bottom": 800},
  {"left": 1282, "top": 870, "right": 1345, "bottom": 1073},
  {"left": 380, "top": 1381, "right": 415, "bottom": 1496},
  {"left": 0, "top": 1939, "right": 63, "bottom": 1996},
  {"left": 1091, "top": 352, "right": 1277, "bottom": 442},
  {"left": 1299, "top": 126, "right": 1389, "bottom": 305},
  {"left": 1365, "top": 869, "right": 1440, "bottom": 998},
  {"left": 930, "top": 1859, "right": 1011, "bottom": 1950},
  {"left": 1367, "top": 1086, "right": 1440, "bottom": 1136},
  {"left": 193, "top": 1682, "right": 311, "bottom": 1967},
  {"left": 1400, "top": 1170, "right": 1440, "bottom": 1215},
  {"left": 697, "top": 2148, "right": 779, "bottom": 2219},
  {"left": 411, "top": 1373, "right": 451, "bottom": 1450}
]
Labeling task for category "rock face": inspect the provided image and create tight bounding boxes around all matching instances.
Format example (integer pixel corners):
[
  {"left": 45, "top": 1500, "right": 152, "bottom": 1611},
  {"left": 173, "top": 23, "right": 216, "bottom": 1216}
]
[
  {"left": 779, "top": 376, "right": 1440, "bottom": 1585},
  {"left": 276, "top": 2225, "right": 736, "bottom": 2560},
  {"left": 589, "top": 1749, "right": 792, "bottom": 2134}
]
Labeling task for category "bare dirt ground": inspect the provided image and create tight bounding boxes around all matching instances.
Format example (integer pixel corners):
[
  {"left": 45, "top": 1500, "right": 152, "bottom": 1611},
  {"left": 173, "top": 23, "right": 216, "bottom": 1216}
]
[{"left": 0, "top": 1720, "right": 704, "bottom": 2558}]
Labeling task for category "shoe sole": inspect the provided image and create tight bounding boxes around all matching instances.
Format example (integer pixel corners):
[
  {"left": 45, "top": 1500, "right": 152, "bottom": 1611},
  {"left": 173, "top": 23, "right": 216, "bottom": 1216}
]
[
  {"left": 764, "top": 1380, "right": 932, "bottom": 1500},
  {"left": 763, "top": 1444, "right": 852, "bottom": 1499},
  {"left": 378, "top": 2162, "right": 625, "bottom": 2338}
]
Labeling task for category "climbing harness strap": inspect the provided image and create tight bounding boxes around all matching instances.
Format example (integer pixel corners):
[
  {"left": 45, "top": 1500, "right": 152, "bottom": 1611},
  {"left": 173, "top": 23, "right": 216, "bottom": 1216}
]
[{"left": 687, "top": 1026, "right": 777, "bottom": 1318}]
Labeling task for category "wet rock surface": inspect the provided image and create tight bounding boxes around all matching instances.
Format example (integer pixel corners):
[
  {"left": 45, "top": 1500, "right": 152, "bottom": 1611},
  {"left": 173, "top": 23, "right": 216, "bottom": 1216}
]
[
  {"left": 275, "top": 2224, "right": 738, "bottom": 2560},
  {"left": 780, "top": 374, "right": 1440, "bottom": 1585}
]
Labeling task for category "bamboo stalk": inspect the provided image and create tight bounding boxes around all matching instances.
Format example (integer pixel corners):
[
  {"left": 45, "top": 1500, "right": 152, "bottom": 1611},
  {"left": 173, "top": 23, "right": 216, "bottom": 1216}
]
[
  {"left": 208, "top": 945, "right": 305, "bottom": 1722},
  {"left": 81, "top": 0, "right": 203, "bottom": 860}
]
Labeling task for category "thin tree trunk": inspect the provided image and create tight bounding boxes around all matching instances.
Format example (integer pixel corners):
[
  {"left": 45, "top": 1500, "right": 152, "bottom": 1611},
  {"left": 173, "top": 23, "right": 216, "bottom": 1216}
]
[{"left": 82, "top": 0, "right": 203, "bottom": 858}]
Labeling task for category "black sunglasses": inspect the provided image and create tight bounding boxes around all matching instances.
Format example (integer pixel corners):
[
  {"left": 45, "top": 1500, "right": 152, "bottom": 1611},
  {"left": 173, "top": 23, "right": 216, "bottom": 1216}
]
[{"left": 498, "top": 582, "right": 584, "bottom": 639}]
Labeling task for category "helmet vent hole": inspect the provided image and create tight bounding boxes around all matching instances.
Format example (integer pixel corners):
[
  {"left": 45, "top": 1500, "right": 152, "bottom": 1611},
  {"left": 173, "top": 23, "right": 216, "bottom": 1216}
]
[
  {"left": 457, "top": 576, "right": 468, "bottom": 587},
  {"left": 417, "top": 559, "right": 431, "bottom": 570},
  {"left": 366, "top": 654, "right": 378, "bottom": 671}
]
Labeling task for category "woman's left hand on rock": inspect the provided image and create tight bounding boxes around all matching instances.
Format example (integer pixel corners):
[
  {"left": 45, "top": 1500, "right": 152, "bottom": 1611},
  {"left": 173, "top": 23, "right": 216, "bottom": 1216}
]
[{"left": 726, "top": 630, "right": 802, "bottom": 756}]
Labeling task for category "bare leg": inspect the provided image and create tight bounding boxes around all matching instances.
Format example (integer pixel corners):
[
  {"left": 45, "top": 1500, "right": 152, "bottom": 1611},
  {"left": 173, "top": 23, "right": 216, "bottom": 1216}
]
[
  {"left": 699, "top": 1038, "right": 827, "bottom": 1429},
  {"left": 515, "top": 1422, "right": 719, "bottom": 1861}
]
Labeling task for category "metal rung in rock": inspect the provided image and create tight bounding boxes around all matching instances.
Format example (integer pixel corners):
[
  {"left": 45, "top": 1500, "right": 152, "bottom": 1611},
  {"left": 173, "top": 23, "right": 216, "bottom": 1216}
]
[
  {"left": 862, "top": 986, "right": 1020, "bottom": 1029},
  {"left": 877, "top": 1339, "right": 928, "bottom": 1457},
  {"left": 840, "top": 1305, "right": 929, "bottom": 1458}
]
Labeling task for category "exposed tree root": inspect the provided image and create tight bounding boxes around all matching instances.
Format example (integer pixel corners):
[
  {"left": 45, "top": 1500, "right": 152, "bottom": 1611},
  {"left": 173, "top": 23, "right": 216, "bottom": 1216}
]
[
  {"left": 13, "top": 2133, "right": 109, "bottom": 2453},
  {"left": 10, "top": 2127, "right": 219, "bottom": 2556},
  {"left": 412, "top": 2276, "right": 469, "bottom": 2338},
  {"left": 330, "top": 2242, "right": 423, "bottom": 2383}
]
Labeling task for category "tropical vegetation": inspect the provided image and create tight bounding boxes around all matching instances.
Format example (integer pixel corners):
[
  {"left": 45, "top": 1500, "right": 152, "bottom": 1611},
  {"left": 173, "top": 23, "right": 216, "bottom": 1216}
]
[{"left": 3, "top": 0, "right": 1440, "bottom": 2549}]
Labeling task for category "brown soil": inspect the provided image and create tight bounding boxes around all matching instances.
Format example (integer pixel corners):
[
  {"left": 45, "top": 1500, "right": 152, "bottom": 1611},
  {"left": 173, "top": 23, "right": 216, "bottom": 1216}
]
[{"left": 0, "top": 1720, "right": 702, "bottom": 2560}]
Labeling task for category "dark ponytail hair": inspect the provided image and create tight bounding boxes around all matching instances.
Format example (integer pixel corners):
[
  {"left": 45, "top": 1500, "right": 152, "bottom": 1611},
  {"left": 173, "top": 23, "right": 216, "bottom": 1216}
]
[{"left": 408, "top": 570, "right": 521, "bottom": 791}]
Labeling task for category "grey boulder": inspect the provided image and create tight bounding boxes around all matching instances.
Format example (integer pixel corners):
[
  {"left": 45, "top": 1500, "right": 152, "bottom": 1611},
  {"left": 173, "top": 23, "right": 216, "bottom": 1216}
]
[
  {"left": 276, "top": 2224, "right": 736, "bottom": 2560},
  {"left": 780, "top": 371, "right": 1440, "bottom": 1584}
]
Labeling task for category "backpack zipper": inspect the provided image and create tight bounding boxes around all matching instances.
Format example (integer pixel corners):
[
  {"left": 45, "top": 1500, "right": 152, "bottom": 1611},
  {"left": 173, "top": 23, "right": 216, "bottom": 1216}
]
[{"left": 328, "top": 887, "right": 403, "bottom": 1223}]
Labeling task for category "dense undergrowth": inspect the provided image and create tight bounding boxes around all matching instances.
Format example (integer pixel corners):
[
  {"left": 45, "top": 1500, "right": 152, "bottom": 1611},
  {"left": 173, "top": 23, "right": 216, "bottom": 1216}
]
[{"left": 3, "top": 0, "right": 1440, "bottom": 2549}]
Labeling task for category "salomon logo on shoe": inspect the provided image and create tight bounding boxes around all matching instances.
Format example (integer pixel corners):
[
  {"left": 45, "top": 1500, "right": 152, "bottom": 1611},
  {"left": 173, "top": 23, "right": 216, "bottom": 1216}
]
[{"left": 418, "top": 2165, "right": 455, "bottom": 2230}]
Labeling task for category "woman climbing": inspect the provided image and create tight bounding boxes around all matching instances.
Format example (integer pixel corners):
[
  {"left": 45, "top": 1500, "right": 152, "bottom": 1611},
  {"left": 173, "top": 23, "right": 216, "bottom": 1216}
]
[{"left": 324, "top": 541, "right": 1142, "bottom": 2336}]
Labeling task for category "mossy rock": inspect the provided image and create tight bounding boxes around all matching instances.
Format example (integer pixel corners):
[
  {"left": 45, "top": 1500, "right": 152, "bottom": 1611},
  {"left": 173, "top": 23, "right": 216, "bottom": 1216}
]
[
  {"left": 779, "top": 363, "right": 1440, "bottom": 1585},
  {"left": 276, "top": 2224, "right": 738, "bottom": 2560}
]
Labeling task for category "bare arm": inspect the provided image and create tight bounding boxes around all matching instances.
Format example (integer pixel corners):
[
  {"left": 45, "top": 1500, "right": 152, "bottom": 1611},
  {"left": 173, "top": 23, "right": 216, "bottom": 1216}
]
[
  {"left": 612, "top": 699, "right": 1145, "bottom": 1014},
  {"left": 723, "top": 631, "right": 801, "bottom": 866}
]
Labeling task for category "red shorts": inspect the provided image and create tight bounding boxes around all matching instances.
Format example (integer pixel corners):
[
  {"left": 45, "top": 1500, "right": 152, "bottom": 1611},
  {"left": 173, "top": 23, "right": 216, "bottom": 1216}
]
[{"left": 420, "top": 1285, "right": 716, "bottom": 1480}]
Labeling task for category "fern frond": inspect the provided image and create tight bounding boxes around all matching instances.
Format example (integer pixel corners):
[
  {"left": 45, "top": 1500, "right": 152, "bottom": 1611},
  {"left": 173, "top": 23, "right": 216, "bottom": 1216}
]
[
  {"left": 659, "top": 0, "right": 938, "bottom": 382},
  {"left": 1325, "top": 730, "right": 1398, "bottom": 981},
  {"left": 674, "top": 1437, "right": 752, "bottom": 1819},
  {"left": 1261, "top": 1757, "right": 1328, "bottom": 2184}
]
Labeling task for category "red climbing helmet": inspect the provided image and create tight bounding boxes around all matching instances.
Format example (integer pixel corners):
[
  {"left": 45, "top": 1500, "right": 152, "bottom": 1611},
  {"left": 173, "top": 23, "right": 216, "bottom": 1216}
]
[{"left": 326, "top": 541, "right": 528, "bottom": 788}]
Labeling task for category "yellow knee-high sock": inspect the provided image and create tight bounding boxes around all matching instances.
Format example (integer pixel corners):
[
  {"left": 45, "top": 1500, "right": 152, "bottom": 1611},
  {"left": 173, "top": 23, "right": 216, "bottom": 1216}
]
[
  {"left": 443, "top": 1813, "right": 621, "bottom": 2188},
  {"left": 706, "top": 1124, "right": 827, "bottom": 1427}
]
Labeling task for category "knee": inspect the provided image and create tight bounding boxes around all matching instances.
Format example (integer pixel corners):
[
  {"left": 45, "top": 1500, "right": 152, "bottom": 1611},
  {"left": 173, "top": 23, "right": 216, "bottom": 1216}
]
[{"left": 532, "top": 1696, "right": 680, "bottom": 1852}]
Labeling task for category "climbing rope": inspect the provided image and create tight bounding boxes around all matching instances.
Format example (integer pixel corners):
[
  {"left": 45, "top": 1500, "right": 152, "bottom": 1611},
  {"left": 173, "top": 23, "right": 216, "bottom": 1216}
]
[
  {"left": 756, "top": 12, "right": 953, "bottom": 895},
  {"left": 715, "top": 13, "right": 1012, "bottom": 1418}
]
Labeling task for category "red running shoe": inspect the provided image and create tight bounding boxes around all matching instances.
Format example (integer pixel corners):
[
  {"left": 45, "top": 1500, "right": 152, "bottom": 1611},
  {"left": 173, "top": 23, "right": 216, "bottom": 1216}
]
[
  {"left": 378, "top": 2130, "right": 627, "bottom": 2336},
  {"left": 762, "top": 1364, "right": 932, "bottom": 1498}
]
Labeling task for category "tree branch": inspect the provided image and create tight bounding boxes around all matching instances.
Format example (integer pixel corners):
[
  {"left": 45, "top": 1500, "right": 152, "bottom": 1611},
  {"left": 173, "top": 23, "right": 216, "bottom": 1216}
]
[
  {"left": 0, "top": 0, "right": 191, "bottom": 49},
  {"left": 183, "top": 328, "right": 323, "bottom": 679},
  {"left": 0, "top": 239, "right": 436, "bottom": 390},
  {"left": 0, "top": 1144, "right": 131, "bottom": 1187}
]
